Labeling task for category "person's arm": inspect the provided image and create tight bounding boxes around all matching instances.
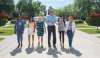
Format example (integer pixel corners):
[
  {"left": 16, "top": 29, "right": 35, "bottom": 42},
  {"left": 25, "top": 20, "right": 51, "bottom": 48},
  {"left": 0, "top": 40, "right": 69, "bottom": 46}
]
[
  {"left": 22, "top": 21, "right": 25, "bottom": 33},
  {"left": 45, "top": 16, "right": 48, "bottom": 25},
  {"left": 58, "top": 19, "right": 60, "bottom": 25},
  {"left": 72, "top": 21, "right": 76, "bottom": 33},
  {"left": 65, "top": 21, "right": 68, "bottom": 33},
  {"left": 55, "top": 16, "right": 58, "bottom": 25},
  {"left": 14, "top": 22, "right": 17, "bottom": 34},
  {"left": 34, "top": 22, "right": 36, "bottom": 32},
  {"left": 44, "top": 22, "right": 46, "bottom": 33},
  {"left": 56, "top": 18, "right": 60, "bottom": 25},
  {"left": 35, "top": 21, "right": 37, "bottom": 32}
]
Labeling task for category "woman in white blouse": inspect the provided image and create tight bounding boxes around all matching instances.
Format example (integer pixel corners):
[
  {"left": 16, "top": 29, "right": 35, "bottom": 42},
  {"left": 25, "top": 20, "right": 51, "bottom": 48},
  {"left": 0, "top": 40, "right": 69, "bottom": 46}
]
[{"left": 65, "top": 16, "right": 76, "bottom": 48}]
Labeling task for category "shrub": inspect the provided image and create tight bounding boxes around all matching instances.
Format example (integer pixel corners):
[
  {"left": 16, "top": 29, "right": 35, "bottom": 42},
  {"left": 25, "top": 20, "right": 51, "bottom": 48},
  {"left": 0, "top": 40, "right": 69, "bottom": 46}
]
[
  {"left": 75, "top": 20, "right": 84, "bottom": 24},
  {"left": 0, "top": 16, "right": 8, "bottom": 26},
  {"left": 86, "top": 16, "right": 100, "bottom": 26},
  {"left": 11, "top": 20, "right": 16, "bottom": 24}
]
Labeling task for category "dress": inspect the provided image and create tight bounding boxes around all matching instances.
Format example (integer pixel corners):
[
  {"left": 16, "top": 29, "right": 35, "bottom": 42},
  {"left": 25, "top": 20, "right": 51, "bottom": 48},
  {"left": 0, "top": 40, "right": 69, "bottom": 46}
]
[
  {"left": 28, "top": 22, "right": 35, "bottom": 35},
  {"left": 36, "top": 20, "right": 44, "bottom": 36}
]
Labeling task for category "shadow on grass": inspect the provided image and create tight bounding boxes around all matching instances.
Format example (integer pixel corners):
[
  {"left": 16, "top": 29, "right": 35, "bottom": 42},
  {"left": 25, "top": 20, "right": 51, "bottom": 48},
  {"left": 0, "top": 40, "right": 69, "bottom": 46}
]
[
  {"left": 10, "top": 48, "right": 22, "bottom": 56},
  {"left": 47, "top": 47, "right": 61, "bottom": 58}
]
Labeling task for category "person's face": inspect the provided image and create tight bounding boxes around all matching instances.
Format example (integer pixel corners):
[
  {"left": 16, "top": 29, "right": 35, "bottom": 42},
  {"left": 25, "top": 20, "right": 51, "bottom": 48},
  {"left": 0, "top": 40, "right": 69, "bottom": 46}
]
[
  {"left": 68, "top": 16, "right": 74, "bottom": 22},
  {"left": 49, "top": 12, "right": 53, "bottom": 15},
  {"left": 29, "top": 19, "right": 32, "bottom": 22},
  {"left": 38, "top": 16, "right": 42, "bottom": 21},
  {"left": 60, "top": 17, "right": 63, "bottom": 21}
]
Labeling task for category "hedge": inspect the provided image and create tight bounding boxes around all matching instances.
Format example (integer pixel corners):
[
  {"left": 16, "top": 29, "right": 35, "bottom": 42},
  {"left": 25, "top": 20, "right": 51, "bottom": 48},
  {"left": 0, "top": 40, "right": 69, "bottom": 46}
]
[
  {"left": 75, "top": 20, "right": 84, "bottom": 24},
  {"left": 11, "top": 20, "right": 16, "bottom": 24},
  {"left": 86, "top": 16, "right": 100, "bottom": 26},
  {"left": 0, "top": 17, "right": 8, "bottom": 26}
]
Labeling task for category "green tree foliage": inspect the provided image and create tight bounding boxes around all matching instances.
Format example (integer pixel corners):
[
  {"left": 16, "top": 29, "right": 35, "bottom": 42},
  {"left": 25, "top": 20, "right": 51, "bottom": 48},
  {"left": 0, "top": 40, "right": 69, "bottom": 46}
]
[
  {"left": 54, "top": 4, "right": 76, "bottom": 17},
  {"left": 16, "top": 0, "right": 46, "bottom": 17},
  {"left": 0, "top": 0, "right": 15, "bottom": 26},
  {"left": 74, "top": 0, "right": 100, "bottom": 17},
  {"left": 75, "top": 0, "right": 100, "bottom": 27},
  {"left": 0, "top": 0, "right": 15, "bottom": 14},
  {"left": 54, "top": 0, "right": 100, "bottom": 20}
]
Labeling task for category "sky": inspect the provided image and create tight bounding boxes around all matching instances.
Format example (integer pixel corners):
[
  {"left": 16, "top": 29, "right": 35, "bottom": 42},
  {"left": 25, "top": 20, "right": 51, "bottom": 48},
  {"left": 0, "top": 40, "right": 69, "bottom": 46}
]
[{"left": 14, "top": 0, "right": 74, "bottom": 9}]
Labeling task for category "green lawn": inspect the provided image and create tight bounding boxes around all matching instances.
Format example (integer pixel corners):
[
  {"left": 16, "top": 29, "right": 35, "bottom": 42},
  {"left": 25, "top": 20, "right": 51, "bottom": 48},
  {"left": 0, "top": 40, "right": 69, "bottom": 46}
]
[
  {"left": 2, "top": 25, "right": 14, "bottom": 28},
  {"left": 0, "top": 24, "right": 14, "bottom": 35},
  {"left": 77, "top": 23, "right": 100, "bottom": 34},
  {"left": 76, "top": 23, "right": 93, "bottom": 28},
  {"left": 79, "top": 29, "right": 100, "bottom": 34},
  {"left": 0, "top": 24, "right": 14, "bottom": 42},
  {"left": 0, "top": 24, "right": 27, "bottom": 42},
  {"left": 0, "top": 28, "right": 14, "bottom": 35},
  {"left": 0, "top": 24, "right": 27, "bottom": 36}
]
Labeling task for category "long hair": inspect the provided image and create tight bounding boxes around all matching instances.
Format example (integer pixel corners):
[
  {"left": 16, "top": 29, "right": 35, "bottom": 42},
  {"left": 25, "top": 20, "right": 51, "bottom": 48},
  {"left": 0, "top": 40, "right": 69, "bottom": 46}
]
[{"left": 29, "top": 18, "right": 35, "bottom": 23}]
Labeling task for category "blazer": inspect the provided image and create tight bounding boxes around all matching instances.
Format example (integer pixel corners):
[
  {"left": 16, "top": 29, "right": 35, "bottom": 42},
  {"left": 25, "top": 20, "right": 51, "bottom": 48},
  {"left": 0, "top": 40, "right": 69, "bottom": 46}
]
[{"left": 65, "top": 21, "right": 76, "bottom": 33}]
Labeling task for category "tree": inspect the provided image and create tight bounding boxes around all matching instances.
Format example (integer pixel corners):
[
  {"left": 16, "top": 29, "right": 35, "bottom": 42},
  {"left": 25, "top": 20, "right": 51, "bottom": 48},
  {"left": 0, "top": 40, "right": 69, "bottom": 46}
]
[
  {"left": 0, "top": 0, "right": 15, "bottom": 14},
  {"left": 54, "top": 4, "right": 76, "bottom": 17},
  {"left": 74, "top": 0, "right": 100, "bottom": 19},
  {"left": 0, "top": 0, "right": 15, "bottom": 26},
  {"left": 16, "top": 0, "right": 46, "bottom": 17}
]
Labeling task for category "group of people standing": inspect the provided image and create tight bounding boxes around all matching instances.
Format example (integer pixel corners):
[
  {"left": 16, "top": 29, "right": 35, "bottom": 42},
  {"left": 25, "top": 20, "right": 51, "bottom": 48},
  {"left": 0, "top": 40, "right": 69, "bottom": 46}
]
[{"left": 14, "top": 11, "right": 76, "bottom": 51}]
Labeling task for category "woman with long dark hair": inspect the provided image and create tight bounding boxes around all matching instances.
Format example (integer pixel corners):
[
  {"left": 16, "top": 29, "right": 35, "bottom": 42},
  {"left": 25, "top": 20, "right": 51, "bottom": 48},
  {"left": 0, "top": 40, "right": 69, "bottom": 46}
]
[
  {"left": 65, "top": 16, "right": 76, "bottom": 49},
  {"left": 58, "top": 16, "right": 66, "bottom": 48},
  {"left": 27, "top": 18, "right": 36, "bottom": 48}
]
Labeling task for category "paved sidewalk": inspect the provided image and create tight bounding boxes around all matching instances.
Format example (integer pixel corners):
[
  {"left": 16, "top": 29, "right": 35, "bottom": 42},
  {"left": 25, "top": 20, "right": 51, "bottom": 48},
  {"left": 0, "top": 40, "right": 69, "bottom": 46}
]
[{"left": 0, "top": 29, "right": 100, "bottom": 58}]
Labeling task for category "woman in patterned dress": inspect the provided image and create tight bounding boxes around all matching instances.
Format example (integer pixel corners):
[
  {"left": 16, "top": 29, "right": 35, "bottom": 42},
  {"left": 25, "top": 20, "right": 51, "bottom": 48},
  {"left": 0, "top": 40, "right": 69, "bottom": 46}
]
[{"left": 36, "top": 16, "right": 46, "bottom": 48}]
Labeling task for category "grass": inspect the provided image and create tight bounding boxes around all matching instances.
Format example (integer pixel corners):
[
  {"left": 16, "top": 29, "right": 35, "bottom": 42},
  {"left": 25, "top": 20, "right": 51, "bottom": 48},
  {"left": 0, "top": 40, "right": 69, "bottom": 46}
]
[
  {"left": 0, "top": 24, "right": 27, "bottom": 42},
  {"left": 0, "top": 38, "right": 5, "bottom": 41},
  {"left": 0, "top": 24, "right": 27, "bottom": 36},
  {"left": 79, "top": 29, "right": 100, "bottom": 34},
  {"left": 0, "top": 24, "right": 14, "bottom": 35},
  {"left": 0, "top": 24, "right": 14, "bottom": 42},
  {"left": 2, "top": 26, "right": 14, "bottom": 28},
  {"left": 76, "top": 23, "right": 93, "bottom": 28},
  {"left": 77, "top": 23, "right": 100, "bottom": 34},
  {"left": 0, "top": 28, "right": 14, "bottom": 35},
  {"left": 2, "top": 25, "right": 14, "bottom": 28}
]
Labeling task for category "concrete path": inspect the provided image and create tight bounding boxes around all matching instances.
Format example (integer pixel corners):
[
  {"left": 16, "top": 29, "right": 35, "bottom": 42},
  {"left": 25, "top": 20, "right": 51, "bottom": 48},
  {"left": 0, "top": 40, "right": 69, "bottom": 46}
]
[{"left": 0, "top": 29, "right": 100, "bottom": 58}]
